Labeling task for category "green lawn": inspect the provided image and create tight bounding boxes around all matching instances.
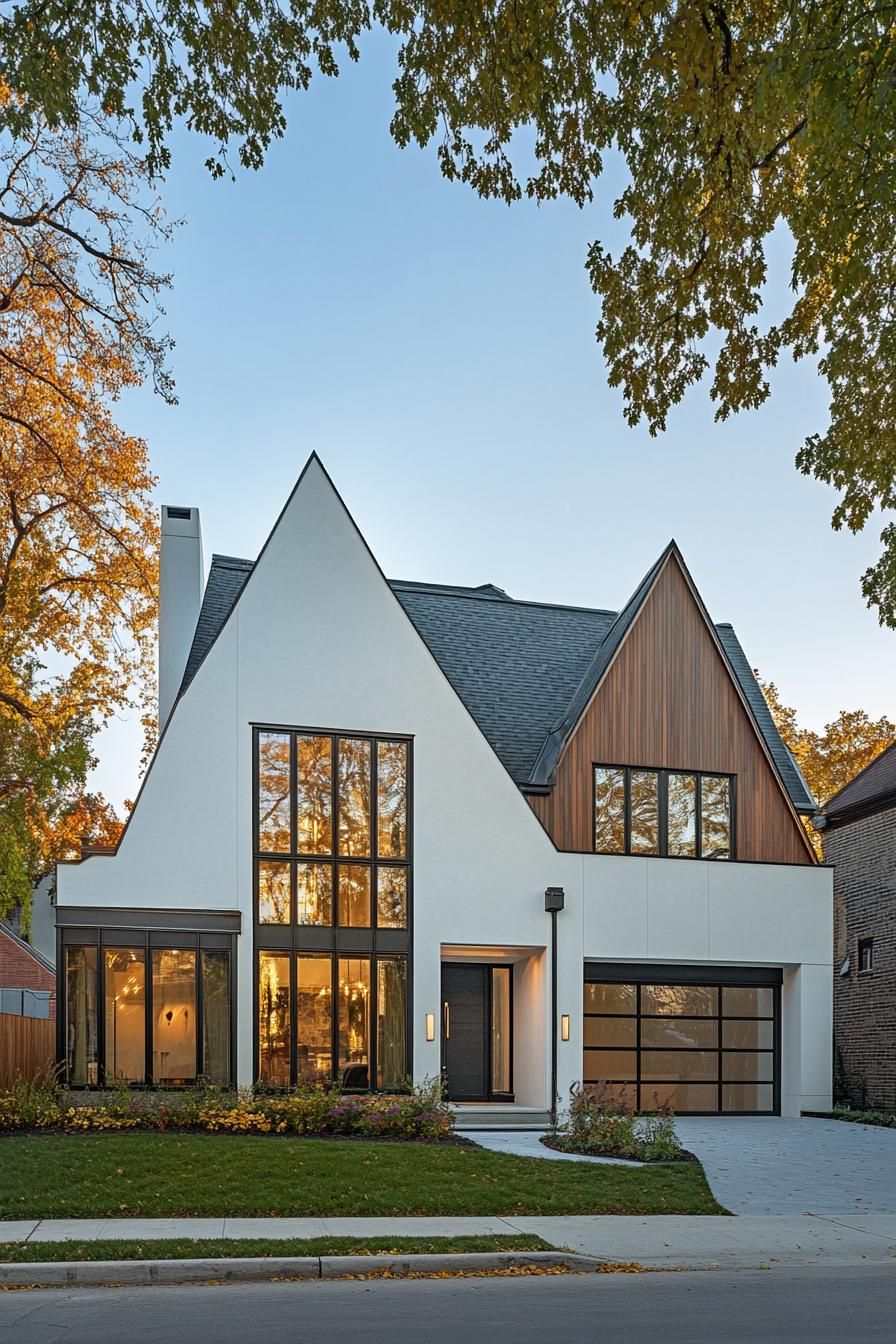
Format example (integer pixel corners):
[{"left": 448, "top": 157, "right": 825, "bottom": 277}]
[
  {"left": 0, "top": 1134, "right": 723, "bottom": 1217},
  {"left": 0, "top": 1234, "right": 550, "bottom": 1264}
]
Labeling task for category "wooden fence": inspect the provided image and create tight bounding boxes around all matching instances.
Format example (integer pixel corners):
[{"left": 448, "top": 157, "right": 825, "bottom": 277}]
[{"left": 0, "top": 1012, "right": 56, "bottom": 1089}]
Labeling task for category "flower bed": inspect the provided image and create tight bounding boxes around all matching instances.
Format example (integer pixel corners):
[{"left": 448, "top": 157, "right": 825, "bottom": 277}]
[
  {"left": 546, "top": 1084, "right": 691, "bottom": 1163},
  {"left": 0, "top": 1077, "right": 453, "bottom": 1141}
]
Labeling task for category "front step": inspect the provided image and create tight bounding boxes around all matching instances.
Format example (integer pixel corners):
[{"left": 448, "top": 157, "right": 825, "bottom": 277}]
[{"left": 452, "top": 1105, "right": 551, "bottom": 1132}]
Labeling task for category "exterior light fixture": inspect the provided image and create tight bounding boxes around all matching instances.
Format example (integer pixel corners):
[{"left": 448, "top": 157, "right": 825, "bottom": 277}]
[
  {"left": 561, "top": 1014, "right": 570, "bottom": 1042},
  {"left": 425, "top": 1012, "right": 435, "bottom": 1042}
]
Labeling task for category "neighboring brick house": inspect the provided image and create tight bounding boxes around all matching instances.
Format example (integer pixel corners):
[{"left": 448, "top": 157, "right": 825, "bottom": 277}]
[
  {"left": 822, "top": 742, "right": 896, "bottom": 1111},
  {"left": 0, "top": 922, "right": 56, "bottom": 1019}
]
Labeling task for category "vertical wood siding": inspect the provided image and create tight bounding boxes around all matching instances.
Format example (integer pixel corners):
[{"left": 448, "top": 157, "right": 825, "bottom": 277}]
[
  {"left": 0, "top": 1012, "right": 56, "bottom": 1088},
  {"left": 529, "top": 556, "right": 814, "bottom": 864}
]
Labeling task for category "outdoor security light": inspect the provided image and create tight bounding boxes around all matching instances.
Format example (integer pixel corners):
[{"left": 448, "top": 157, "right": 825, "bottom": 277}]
[{"left": 544, "top": 886, "right": 565, "bottom": 913}]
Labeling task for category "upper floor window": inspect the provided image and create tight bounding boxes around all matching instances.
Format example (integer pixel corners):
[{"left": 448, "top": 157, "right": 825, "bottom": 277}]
[
  {"left": 858, "top": 937, "right": 874, "bottom": 973},
  {"left": 594, "top": 766, "right": 733, "bottom": 860},
  {"left": 255, "top": 729, "right": 410, "bottom": 928}
]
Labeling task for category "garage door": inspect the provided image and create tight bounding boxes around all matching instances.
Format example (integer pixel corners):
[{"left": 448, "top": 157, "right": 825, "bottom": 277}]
[{"left": 583, "top": 964, "right": 781, "bottom": 1114}]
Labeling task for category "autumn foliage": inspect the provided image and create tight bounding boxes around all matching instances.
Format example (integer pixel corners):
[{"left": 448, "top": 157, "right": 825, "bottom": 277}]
[{"left": 0, "top": 110, "right": 169, "bottom": 918}]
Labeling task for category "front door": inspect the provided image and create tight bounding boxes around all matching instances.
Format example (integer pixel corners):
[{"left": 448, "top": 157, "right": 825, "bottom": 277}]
[{"left": 441, "top": 963, "right": 512, "bottom": 1102}]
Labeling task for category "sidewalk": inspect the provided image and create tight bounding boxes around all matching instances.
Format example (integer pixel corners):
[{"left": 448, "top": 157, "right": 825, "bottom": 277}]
[{"left": 4, "top": 1214, "right": 896, "bottom": 1269}]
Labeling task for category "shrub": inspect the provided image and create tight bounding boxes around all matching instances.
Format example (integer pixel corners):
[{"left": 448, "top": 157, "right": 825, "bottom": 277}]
[
  {"left": 0, "top": 1076, "right": 454, "bottom": 1141},
  {"left": 549, "top": 1083, "right": 683, "bottom": 1162},
  {"left": 0, "top": 1077, "right": 60, "bottom": 1132}
]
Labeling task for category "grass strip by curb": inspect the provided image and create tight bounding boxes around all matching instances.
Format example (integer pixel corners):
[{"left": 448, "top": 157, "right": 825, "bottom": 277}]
[
  {"left": 0, "top": 1250, "right": 631, "bottom": 1290},
  {"left": 0, "top": 1235, "right": 549, "bottom": 1265}
]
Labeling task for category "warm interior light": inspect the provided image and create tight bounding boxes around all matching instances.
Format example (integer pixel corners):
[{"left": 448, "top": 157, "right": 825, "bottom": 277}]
[
  {"left": 425, "top": 1012, "right": 435, "bottom": 1042},
  {"left": 561, "top": 1014, "right": 570, "bottom": 1042}
]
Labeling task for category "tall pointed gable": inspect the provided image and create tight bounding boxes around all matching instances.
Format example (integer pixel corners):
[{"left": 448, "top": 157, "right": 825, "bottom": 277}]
[{"left": 528, "top": 543, "right": 818, "bottom": 863}]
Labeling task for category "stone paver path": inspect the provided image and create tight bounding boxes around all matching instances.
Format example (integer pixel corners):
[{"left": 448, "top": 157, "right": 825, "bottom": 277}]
[
  {"left": 674, "top": 1116, "right": 896, "bottom": 1215},
  {"left": 471, "top": 1116, "right": 896, "bottom": 1217}
]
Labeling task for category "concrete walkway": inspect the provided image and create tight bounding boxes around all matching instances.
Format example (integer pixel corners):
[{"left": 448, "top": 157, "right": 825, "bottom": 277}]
[{"left": 2, "top": 1214, "right": 896, "bottom": 1270}]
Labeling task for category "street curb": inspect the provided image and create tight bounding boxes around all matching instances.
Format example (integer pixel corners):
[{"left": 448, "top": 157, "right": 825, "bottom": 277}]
[{"left": 0, "top": 1250, "right": 602, "bottom": 1289}]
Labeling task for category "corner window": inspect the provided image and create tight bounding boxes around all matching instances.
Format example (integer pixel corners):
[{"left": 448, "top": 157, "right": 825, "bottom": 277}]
[
  {"left": 63, "top": 936, "right": 233, "bottom": 1087},
  {"left": 858, "top": 938, "right": 874, "bottom": 973},
  {"left": 594, "top": 766, "right": 734, "bottom": 859}
]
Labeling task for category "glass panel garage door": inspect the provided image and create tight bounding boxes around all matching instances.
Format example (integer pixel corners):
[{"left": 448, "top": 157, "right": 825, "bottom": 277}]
[{"left": 583, "top": 975, "right": 779, "bottom": 1114}]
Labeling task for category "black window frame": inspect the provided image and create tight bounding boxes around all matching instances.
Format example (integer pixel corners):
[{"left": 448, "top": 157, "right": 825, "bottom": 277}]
[
  {"left": 858, "top": 937, "right": 874, "bottom": 974},
  {"left": 593, "top": 764, "right": 736, "bottom": 860},
  {"left": 57, "top": 926, "right": 237, "bottom": 1089},
  {"left": 253, "top": 724, "right": 413, "bottom": 1091}
]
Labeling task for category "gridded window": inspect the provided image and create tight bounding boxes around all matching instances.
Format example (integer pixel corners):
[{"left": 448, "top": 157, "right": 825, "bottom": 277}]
[
  {"left": 583, "top": 975, "right": 778, "bottom": 1113},
  {"left": 255, "top": 727, "right": 412, "bottom": 1090},
  {"left": 593, "top": 766, "right": 733, "bottom": 859},
  {"left": 255, "top": 731, "right": 410, "bottom": 928},
  {"left": 64, "top": 937, "right": 233, "bottom": 1087},
  {"left": 257, "top": 951, "right": 408, "bottom": 1091}
]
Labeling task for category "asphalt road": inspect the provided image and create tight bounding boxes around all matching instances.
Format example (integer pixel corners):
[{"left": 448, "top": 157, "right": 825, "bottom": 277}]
[{"left": 2, "top": 1265, "right": 894, "bottom": 1344}]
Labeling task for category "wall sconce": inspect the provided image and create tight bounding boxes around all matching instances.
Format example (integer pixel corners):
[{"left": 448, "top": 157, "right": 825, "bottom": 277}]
[
  {"left": 561, "top": 1014, "right": 570, "bottom": 1042},
  {"left": 425, "top": 1012, "right": 435, "bottom": 1042}
]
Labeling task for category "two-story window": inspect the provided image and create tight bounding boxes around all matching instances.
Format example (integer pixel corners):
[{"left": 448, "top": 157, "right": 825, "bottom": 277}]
[
  {"left": 594, "top": 766, "right": 734, "bottom": 859},
  {"left": 254, "top": 728, "right": 411, "bottom": 1090}
]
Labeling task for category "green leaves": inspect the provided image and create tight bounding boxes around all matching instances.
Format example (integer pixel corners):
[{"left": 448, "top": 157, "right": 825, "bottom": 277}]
[{"left": 2, "top": 3, "right": 895, "bottom": 621}]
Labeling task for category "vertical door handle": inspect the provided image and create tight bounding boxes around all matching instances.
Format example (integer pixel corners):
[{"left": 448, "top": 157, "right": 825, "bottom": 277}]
[{"left": 443, "top": 1002, "right": 450, "bottom": 1039}]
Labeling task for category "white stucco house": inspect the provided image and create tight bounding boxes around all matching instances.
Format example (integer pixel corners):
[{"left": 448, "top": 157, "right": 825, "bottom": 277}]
[{"left": 55, "top": 456, "right": 832, "bottom": 1119}]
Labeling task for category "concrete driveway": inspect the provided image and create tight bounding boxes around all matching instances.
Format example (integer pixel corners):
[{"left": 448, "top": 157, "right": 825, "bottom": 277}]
[{"left": 675, "top": 1116, "right": 896, "bottom": 1215}]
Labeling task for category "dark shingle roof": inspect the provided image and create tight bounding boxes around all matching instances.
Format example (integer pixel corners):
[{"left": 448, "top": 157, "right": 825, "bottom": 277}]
[
  {"left": 825, "top": 741, "right": 896, "bottom": 822},
  {"left": 393, "top": 585, "right": 617, "bottom": 786},
  {"left": 178, "top": 553, "right": 815, "bottom": 812},
  {"left": 179, "top": 555, "right": 254, "bottom": 692}
]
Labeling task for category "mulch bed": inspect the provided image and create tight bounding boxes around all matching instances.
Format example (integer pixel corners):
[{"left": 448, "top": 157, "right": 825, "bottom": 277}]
[{"left": 540, "top": 1135, "right": 698, "bottom": 1164}]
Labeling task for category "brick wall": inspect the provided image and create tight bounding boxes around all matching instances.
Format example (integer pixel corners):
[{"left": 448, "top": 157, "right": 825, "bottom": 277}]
[
  {"left": 824, "top": 805, "right": 896, "bottom": 1111},
  {"left": 0, "top": 926, "right": 55, "bottom": 1019}
]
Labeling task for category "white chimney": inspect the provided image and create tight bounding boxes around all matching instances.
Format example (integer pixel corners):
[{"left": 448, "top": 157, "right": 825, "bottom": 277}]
[{"left": 159, "top": 505, "right": 204, "bottom": 726}]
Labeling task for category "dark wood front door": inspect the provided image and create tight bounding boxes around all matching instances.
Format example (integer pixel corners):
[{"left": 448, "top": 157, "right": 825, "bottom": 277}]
[{"left": 441, "top": 964, "right": 489, "bottom": 1102}]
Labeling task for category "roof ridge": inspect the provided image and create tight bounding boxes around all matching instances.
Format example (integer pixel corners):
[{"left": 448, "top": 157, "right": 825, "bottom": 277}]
[
  {"left": 210, "top": 553, "right": 254, "bottom": 569},
  {"left": 391, "top": 580, "right": 618, "bottom": 618}
]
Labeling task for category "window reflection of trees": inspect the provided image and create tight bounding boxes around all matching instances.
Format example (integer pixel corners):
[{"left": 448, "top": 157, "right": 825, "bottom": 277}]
[
  {"left": 629, "top": 770, "right": 658, "bottom": 853},
  {"left": 257, "top": 732, "right": 290, "bottom": 852},
  {"left": 338, "top": 738, "right": 371, "bottom": 856},
  {"left": 594, "top": 767, "right": 625, "bottom": 852},
  {"left": 667, "top": 773, "right": 697, "bottom": 856},
  {"left": 297, "top": 734, "right": 332, "bottom": 854},
  {"left": 377, "top": 740, "right": 408, "bottom": 858}
]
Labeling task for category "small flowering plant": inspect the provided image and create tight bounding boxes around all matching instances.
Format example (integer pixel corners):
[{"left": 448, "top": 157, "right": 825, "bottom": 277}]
[{"left": 547, "top": 1082, "right": 683, "bottom": 1162}]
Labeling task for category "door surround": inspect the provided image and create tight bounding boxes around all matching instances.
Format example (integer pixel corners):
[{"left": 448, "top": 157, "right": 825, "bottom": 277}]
[{"left": 441, "top": 961, "right": 514, "bottom": 1103}]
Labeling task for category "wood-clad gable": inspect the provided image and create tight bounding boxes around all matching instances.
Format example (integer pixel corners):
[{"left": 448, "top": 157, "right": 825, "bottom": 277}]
[{"left": 528, "top": 553, "right": 815, "bottom": 864}]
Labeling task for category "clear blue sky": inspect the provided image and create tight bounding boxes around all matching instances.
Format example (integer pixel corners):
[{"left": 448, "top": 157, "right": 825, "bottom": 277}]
[{"left": 94, "top": 33, "right": 894, "bottom": 808}]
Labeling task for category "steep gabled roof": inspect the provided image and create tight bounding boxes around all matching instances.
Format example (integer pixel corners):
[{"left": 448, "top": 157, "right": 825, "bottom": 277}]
[
  {"left": 177, "top": 541, "right": 815, "bottom": 814},
  {"left": 825, "top": 740, "right": 896, "bottom": 824},
  {"left": 179, "top": 555, "right": 254, "bottom": 694}
]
